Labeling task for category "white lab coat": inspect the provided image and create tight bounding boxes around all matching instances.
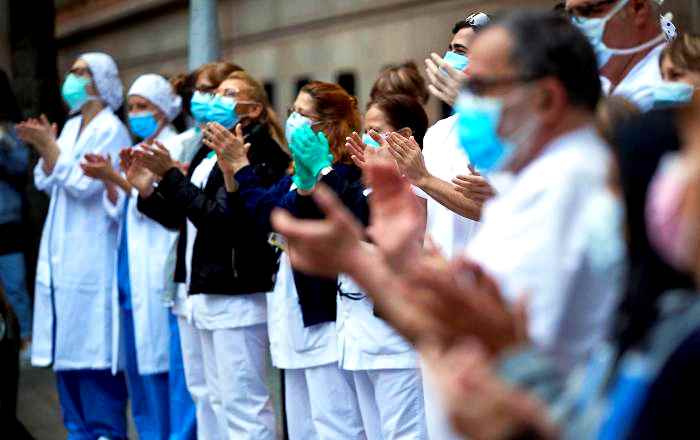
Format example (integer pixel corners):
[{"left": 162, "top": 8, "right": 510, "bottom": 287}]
[
  {"left": 32, "top": 108, "right": 132, "bottom": 370},
  {"left": 467, "top": 126, "right": 625, "bottom": 371},
  {"left": 336, "top": 275, "right": 417, "bottom": 371},
  {"left": 267, "top": 254, "right": 338, "bottom": 369},
  {"left": 417, "top": 115, "right": 481, "bottom": 257},
  {"left": 105, "top": 125, "right": 180, "bottom": 375},
  {"left": 605, "top": 43, "right": 666, "bottom": 112}
]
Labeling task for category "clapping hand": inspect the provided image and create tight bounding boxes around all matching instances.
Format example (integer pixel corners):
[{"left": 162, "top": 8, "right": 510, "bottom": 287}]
[
  {"left": 425, "top": 52, "right": 467, "bottom": 107},
  {"left": 15, "top": 114, "right": 58, "bottom": 152},
  {"left": 81, "top": 153, "right": 115, "bottom": 181},
  {"left": 133, "top": 140, "right": 177, "bottom": 177},
  {"left": 290, "top": 125, "right": 333, "bottom": 191},
  {"left": 203, "top": 122, "right": 251, "bottom": 175},
  {"left": 452, "top": 166, "right": 496, "bottom": 203},
  {"left": 386, "top": 133, "right": 428, "bottom": 184}
]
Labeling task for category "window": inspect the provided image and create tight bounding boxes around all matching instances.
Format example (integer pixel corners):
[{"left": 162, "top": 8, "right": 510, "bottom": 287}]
[
  {"left": 336, "top": 71, "right": 356, "bottom": 96},
  {"left": 263, "top": 81, "right": 276, "bottom": 107},
  {"left": 295, "top": 76, "right": 312, "bottom": 94}
]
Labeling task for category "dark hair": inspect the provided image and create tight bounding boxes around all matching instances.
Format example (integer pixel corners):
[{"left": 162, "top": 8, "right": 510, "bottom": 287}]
[
  {"left": 300, "top": 81, "right": 361, "bottom": 164},
  {"left": 498, "top": 10, "right": 601, "bottom": 112},
  {"left": 370, "top": 61, "right": 429, "bottom": 105},
  {"left": 0, "top": 70, "right": 22, "bottom": 122},
  {"left": 611, "top": 109, "right": 695, "bottom": 354},
  {"left": 452, "top": 12, "right": 491, "bottom": 35},
  {"left": 367, "top": 94, "right": 429, "bottom": 148}
]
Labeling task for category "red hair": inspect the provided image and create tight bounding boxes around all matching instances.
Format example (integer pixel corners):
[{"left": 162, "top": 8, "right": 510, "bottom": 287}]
[{"left": 300, "top": 81, "right": 360, "bottom": 164}]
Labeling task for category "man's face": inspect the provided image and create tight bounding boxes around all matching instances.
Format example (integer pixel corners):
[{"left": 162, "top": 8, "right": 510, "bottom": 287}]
[
  {"left": 449, "top": 27, "right": 477, "bottom": 56},
  {"left": 566, "top": 0, "right": 638, "bottom": 51},
  {"left": 468, "top": 26, "right": 544, "bottom": 154}
]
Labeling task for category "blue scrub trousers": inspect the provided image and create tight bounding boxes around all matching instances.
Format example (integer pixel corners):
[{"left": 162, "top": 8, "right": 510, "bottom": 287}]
[
  {"left": 168, "top": 312, "right": 197, "bottom": 440},
  {"left": 117, "top": 206, "right": 171, "bottom": 440},
  {"left": 55, "top": 369, "right": 129, "bottom": 440}
]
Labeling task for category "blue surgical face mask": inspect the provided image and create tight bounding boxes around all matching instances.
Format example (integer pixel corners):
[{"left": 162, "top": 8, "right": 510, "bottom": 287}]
[
  {"left": 443, "top": 51, "right": 469, "bottom": 72},
  {"left": 62, "top": 73, "right": 93, "bottom": 113},
  {"left": 208, "top": 95, "right": 239, "bottom": 129},
  {"left": 572, "top": 0, "right": 665, "bottom": 69},
  {"left": 362, "top": 133, "right": 382, "bottom": 149},
  {"left": 190, "top": 91, "right": 212, "bottom": 124},
  {"left": 653, "top": 81, "right": 696, "bottom": 109},
  {"left": 455, "top": 91, "right": 511, "bottom": 173},
  {"left": 129, "top": 111, "right": 159, "bottom": 139},
  {"left": 286, "top": 111, "right": 314, "bottom": 147}
]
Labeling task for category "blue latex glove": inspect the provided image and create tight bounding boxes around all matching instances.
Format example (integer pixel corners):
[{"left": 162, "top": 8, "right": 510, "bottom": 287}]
[{"left": 290, "top": 125, "right": 334, "bottom": 190}]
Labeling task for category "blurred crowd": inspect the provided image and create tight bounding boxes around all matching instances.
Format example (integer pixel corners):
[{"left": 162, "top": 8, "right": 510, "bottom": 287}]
[{"left": 2, "top": 0, "right": 700, "bottom": 439}]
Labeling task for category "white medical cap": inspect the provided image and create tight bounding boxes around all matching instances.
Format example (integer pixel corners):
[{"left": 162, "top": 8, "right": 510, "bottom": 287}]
[
  {"left": 128, "top": 74, "right": 182, "bottom": 122},
  {"left": 79, "top": 52, "right": 124, "bottom": 111}
]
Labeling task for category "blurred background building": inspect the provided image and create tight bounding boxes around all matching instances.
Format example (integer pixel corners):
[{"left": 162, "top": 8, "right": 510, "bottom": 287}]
[{"left": 1, "top": 0, "right": 696, "bottom": 123}]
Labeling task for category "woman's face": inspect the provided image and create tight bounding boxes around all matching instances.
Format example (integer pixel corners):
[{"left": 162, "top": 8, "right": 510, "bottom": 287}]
[
  {"left": 661, "top": 55, "right": 700, "bottom": 88},
  {"left": 69, "top": 59, "right": 98, "bottom": 96},
  {"left": 127, "top": 95, "right": 165, "bottom": 123},
  {"left": 290, "top": 91, "right": 319, "bottom": 121},
  {"left": 215, "top": 78, "right": 262, "bottom": 120},
  {"left": 365, "top": 104, "right": 412, "bottom": 138}
]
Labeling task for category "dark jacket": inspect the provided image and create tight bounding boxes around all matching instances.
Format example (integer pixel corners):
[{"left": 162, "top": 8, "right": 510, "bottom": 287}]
[
  {"left": 137, "top": 123, "right": 290, "bottom": 296},
  {"left": 233, "top": 162, "right": 368, "bottom": 327}
]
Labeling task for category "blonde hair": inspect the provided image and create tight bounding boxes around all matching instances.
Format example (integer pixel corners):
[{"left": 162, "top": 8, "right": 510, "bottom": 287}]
[{"left": 225, "top": 70, "right": 286, "bottom": 148}]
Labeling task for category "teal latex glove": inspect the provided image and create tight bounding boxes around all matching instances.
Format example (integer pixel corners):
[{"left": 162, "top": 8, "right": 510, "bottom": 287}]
[{"left": 290, "top": 125, "right": 333, "bottom": 190}]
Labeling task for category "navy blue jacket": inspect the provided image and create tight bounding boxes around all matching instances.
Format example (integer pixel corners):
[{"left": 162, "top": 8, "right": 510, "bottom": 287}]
[
  {"left": 138, "top": 123, "right": 290, "bottom": 296},
  {"left": 233, "top": 162, "right": 369, "bottom": 327}
]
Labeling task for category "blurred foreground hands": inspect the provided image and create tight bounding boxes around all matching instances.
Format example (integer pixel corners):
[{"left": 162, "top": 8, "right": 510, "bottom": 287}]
[{"left": 270, "top": 155, "right": 527, "bottom": 356}]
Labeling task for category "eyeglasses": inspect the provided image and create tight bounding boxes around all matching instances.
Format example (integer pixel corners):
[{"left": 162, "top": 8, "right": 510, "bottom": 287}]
[
  {"left": 286, "top": 106, "right": 320, "bottom": 121},
  {"left": 463, "top": 74, "right": 541, "bottom": 96},
  {"left": 68, "top": 67, "right": 91, "bottom": 78},
  {"left": 567, "top": 0, "right": 619, "bottom": 21},
  {"left": 465, "top": 12, "right": 490, "bottom": 28}
]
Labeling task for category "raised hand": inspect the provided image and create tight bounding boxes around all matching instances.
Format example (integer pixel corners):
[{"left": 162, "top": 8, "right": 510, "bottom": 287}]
[
  {"left": 424, "top": 340, "right": 557, "bottom": 440},
  {"left": 81, "top": 153, "right": 115, "bottom": 181},
  {"left": 406, "top": 255, "right": 529, "bottom": 355},
  {"left": 364, "top": 155, "right": 425, "bottom": 272},
  {"left": 290, "top": 125, "right": 333, "bottom": 191},
  {"left": 203, "top": 122, "right": 251, "bottom": 175},
  {"left": 16, "top": 114, "right": 58, "bottom": 152},
  {"left": 425, "top": 52, "right": 467, "bottom": 107},
  {"left": 452, "top": 167, "right": 496, "bottom": 203},
  {"left": 386, "top": 133, "right": 429, "bottom": 184},
  {"left": 133, "top": 140, "right": 177, "bottom": 177}
]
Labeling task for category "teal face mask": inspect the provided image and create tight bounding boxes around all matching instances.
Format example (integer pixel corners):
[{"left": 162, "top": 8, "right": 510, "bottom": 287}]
[
  {"left": 190, "top": 91, "right": 212, "bottom": 124},
  {"left": 62, "top": 73, "right": 92, "bottom": 113},
  {"left": 129, "top": 111, "right": 159, "bottom": 139},
  {"left": 653, "top": 81, "right": 695, "bottom": 109},
  {"left": 443, "top": 51, "right": 469, "bottom": 72},
  {"left": 207, "top": 95, "right": 239, "bottom": 129},
  {"left": 362, "top": 133, "right": 381, "bottom": 149},
  {"left": 455, "top": 91, "right": 512, "bottom": 173}
]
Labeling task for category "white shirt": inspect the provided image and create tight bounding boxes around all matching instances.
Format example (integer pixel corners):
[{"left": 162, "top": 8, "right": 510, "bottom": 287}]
[
  {"left": 466, "top": 126, "right": 625, "bottom": 371},
  {"left": 184, "top": 153, "right": 267, "bottom": 330},
  {"left": 32, "top": 108, "right": 132, "bottom": 370},
  {"left": 606, "top": 43, "right": 666, "bottom": 112},
  {"left": 418, "top": 115, "right": 480, "bottom": 257}
]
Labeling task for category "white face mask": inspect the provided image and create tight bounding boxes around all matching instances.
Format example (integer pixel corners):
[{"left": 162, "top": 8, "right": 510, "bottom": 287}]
[
  {"left": 572, "top": 0, "right": 666, "bottom": 68},
  {"left": 653, "top": 81, "right": 696, "bottom": 108}
]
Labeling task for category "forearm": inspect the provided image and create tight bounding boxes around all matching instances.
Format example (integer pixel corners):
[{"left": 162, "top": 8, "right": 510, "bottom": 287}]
[
  {"left": 223, "top": 172, "right": 239, "bottom": 192},
  {"left": 39, "top": 141, "right": 60, "bottom": 175},
  {"left": 417, "top": 174, "right": 483, "bottom": 221},
  {"left": 108, "top": 171, "right": 132, "bottom": 194},
  {"left": 104, "top": 180, "right": 119, "bottom": 205}
]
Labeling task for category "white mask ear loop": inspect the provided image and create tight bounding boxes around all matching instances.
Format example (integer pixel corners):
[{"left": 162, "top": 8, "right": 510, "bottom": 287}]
[{"left": 606, "top": 10, "right": 675, "bottom": 55}]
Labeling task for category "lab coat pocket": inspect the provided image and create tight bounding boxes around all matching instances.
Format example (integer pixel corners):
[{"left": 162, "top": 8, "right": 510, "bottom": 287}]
[
  {"left": 289, "top": 306, "right": 335, "bottom": 353},
  {"left": 357, "top": 300, "right": 413, "bottom": 356}
]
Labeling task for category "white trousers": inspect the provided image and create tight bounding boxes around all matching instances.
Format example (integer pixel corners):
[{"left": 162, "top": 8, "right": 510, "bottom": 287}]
[
  {"left": 177, "top": 316, "right": 222, "bottom": 440},
  {"left": 352, "top": 369, "right": 427, "bottom": 440},
  {"left": 285, "top": 363, "right": 366, "bottom": 440},
  {"left": 199, "top": 323, "right": 276, "bottom": 440}
]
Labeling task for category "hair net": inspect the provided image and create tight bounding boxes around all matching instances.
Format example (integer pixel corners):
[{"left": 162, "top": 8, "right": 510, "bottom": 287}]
[
  {"left": 79, "top": 52, "right": 123, "bottom": 111},
  {"left": 128, "top": 74, "right": 182, "bottom": 122}
]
